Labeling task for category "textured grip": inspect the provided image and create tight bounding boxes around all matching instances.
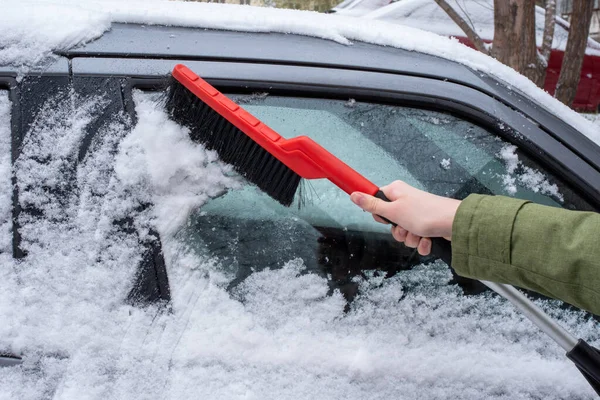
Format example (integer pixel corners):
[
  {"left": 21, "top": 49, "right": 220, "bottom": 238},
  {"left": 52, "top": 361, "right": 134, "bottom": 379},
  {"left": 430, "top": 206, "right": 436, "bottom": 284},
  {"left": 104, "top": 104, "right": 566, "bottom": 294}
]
[
  {"left": 374, "top": 190, "right": 452, "bottom": 265},
  {"left": 566, "top": 340, "right": 600, "bottom": 396}
]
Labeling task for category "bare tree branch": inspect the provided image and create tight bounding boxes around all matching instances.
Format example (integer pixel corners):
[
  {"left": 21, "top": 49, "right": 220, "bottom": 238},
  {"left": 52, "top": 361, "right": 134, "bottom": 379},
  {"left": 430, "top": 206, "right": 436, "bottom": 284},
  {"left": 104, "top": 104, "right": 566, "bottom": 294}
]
[{"left": 434, "top": 0, "right": 490, "bottom": 55}]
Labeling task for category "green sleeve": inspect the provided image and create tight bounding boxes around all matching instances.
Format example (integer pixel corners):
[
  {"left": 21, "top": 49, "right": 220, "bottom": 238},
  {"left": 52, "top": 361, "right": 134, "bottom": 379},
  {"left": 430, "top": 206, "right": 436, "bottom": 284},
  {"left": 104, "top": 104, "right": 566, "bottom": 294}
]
[{"left": 451, "top": 194, "right": 600, "bottom": 315}]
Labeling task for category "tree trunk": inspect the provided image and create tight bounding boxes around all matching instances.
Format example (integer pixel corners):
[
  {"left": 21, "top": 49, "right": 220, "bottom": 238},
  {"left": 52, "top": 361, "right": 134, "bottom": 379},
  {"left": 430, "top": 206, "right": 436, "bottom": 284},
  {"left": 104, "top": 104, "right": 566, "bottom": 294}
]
[
  {"left": 434, "top": 0, "right": 489, "bottom": 54},
  {"left": 535, "top": 0, "right": 556, "bottom": 88},
  {"left": 555, "top": 1, "right": 594, "bottom": 107},
  {"left": 492, "top": 0, "right": 539, "bottom": 83}
]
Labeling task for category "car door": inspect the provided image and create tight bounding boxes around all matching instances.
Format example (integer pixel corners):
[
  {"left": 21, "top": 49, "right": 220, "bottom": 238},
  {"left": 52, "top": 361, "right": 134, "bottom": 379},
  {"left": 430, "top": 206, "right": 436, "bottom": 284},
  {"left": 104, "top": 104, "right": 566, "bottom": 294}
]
[
  {"left": 3, "top": 42, "right": 600, "bottom": 399},
  {"left": 65, "top": 53, "right": 600, "bottom": 302}
]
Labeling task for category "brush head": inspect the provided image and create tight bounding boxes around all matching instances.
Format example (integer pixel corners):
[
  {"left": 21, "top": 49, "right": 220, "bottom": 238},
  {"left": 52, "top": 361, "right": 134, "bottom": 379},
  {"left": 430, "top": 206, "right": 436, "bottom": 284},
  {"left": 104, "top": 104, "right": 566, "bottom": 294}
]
[{"left": 164, "top": 77, "right": 301, "bottom": 207}]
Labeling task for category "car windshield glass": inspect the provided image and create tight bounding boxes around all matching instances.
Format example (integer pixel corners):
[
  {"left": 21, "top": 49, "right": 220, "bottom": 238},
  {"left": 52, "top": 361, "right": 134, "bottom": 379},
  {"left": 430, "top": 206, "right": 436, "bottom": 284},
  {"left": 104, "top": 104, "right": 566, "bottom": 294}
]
[{"left": 180, "top": 94, "right": 590, "bottom": 294}]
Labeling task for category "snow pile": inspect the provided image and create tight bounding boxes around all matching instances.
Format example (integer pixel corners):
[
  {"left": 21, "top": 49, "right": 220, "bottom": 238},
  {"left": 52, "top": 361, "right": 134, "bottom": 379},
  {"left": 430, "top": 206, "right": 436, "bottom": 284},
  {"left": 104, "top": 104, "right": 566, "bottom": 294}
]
[
  {"left": 2, "top": 0, "right": 599, "bottom": 145},
  {"left": 0, "top": 3, "right": 111, "bottom": 68},
  {"left": 497, "top": 144, "right": 563, "bottom": 200},
  {"left": 0, "top": 90, "right": 597, "bottom": 399}
]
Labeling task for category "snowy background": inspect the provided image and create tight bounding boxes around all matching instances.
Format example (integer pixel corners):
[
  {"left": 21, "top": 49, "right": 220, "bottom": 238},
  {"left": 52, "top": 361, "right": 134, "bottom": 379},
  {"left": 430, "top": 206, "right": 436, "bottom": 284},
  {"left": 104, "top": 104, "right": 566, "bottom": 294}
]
[{"left": 1, "top": 1, "right": 599, "bottom": 399}]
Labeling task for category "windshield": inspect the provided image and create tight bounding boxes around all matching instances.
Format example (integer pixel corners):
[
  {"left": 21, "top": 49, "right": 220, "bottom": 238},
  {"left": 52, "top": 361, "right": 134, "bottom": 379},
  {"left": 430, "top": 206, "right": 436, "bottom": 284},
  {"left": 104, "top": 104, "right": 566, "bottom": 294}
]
[{"left": 180, "top": 94, "right": 590, "bottom": 298}]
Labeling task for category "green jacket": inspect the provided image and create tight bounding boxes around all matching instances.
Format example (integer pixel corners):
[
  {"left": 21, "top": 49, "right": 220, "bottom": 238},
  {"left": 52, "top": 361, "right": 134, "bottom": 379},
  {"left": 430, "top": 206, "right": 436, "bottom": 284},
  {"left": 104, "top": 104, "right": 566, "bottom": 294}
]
[{"left": 452, "top": 194, "right": 600, "bottom": 315}]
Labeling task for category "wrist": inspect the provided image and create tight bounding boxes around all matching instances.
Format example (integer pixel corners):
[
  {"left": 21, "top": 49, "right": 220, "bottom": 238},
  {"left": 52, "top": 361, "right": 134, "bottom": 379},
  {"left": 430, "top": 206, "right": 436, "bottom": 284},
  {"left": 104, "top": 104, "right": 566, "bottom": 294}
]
[{"left": 437, "top": 198, "right": 461, "bottom": 240}]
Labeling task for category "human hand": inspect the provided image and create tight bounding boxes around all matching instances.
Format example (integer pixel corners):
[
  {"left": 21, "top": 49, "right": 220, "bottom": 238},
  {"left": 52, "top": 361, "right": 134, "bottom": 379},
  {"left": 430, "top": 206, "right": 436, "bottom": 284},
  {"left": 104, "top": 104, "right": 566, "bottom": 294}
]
[{"left": 350, "top": 181, "right": 461, "bottom": 255}]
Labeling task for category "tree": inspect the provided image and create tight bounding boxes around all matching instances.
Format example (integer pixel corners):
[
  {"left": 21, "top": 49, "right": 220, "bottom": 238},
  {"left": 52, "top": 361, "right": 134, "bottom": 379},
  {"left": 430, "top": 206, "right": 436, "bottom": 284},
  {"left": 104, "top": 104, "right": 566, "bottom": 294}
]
[
  {"left": 434, "top": 0, "right": 594, "bottom": 108},
  {"left": 555, "top": 1, "right": 594, "bottom": 106},
  {"left": 433, "top": 0, "right": 489, "bottom": 53}
]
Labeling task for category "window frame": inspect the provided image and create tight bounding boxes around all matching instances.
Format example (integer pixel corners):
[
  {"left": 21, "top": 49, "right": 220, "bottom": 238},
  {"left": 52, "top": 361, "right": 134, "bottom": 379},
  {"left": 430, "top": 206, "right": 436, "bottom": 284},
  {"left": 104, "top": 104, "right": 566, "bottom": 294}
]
[
  {"left": 157, "top": 63, "right": 600, "bottom": 210},
  {"left": 101, "top": 59, "right": 600, "bottom": 209}
]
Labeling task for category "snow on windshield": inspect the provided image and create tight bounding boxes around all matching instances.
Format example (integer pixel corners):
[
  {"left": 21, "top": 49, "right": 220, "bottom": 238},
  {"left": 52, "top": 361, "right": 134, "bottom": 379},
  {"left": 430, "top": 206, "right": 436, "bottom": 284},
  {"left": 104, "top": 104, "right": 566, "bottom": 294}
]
[
  {"left": 2, "top": 0, "right": 599, "bottom": 145},
  {"left": 498, "top": 144, "right": 564, "bottom": 201},
  {"left": 0, "top": 91, "right": 598, "bottom": 399}
]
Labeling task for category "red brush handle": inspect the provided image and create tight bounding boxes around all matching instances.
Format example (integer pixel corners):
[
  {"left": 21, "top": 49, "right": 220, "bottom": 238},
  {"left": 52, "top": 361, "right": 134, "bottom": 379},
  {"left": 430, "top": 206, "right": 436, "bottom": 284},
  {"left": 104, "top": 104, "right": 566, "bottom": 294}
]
[{"left": 172, "top": 64, "right": 379, "bottom": 196}]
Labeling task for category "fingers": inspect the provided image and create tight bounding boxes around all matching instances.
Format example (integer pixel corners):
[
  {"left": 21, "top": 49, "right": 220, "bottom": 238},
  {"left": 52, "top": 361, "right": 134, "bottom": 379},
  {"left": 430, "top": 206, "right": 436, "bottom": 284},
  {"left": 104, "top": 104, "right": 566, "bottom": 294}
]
[
  {"left": 391, "top": 226, "right": 408, "bottom": 242},
  {"left": 405, "top": 232, "right": 420, "bottom": 248},
  {"left": 392, "top": 227, "right": 431, "bottom": 256},
  {"left": 379, "top": 180, "right": 407, "bottom": 200},
  {"left": 417, "top": 237, "right": 432, "bottom": 256},
  {"left": 350, "top": 192, "right": 392, "bottom": 218}
]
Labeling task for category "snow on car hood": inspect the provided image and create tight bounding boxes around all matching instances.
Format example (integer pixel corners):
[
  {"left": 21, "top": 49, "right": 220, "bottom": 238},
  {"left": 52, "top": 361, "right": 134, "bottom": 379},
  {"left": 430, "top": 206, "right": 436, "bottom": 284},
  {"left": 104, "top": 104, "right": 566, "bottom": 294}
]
[{"left": 3, "top": 0, "right": 599, "bottom": 145}]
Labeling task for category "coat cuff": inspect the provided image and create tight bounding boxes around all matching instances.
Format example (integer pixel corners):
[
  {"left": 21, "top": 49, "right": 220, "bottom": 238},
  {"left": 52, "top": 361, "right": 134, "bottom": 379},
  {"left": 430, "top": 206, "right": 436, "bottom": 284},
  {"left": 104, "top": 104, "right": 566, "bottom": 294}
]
[{"left": 451, "top": 194, "right": 530, "bottom": 280}]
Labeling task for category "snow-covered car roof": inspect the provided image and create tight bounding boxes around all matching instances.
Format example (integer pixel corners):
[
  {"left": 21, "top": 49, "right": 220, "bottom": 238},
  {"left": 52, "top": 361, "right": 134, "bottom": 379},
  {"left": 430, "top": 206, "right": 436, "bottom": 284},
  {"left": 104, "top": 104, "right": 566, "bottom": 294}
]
[{"left": 3, "top": 0, "right": 598, "bottom": 145}]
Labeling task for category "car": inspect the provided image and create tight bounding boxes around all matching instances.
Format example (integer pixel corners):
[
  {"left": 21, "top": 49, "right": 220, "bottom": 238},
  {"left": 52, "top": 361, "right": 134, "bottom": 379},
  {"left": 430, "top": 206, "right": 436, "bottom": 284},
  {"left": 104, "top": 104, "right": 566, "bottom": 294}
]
[
  {"left": 331, "top": 0, "right": 397, "bottom": 16},
  {"left": 363, "top": 0, "right": 600, "bottom": 112},
  {"left": 1, "top": 2, "right": 600, "bottom": 399}
]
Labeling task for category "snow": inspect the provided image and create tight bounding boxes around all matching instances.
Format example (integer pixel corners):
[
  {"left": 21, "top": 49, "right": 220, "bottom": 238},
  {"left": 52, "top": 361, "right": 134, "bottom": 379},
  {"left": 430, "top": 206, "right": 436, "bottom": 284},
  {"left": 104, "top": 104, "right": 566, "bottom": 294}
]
[
  {"left": 2, "top": 0, "right": 598, "bottom": 146},
  {"left": 582, "top": 113, "right": 600, "bottom": 128},
  {"left": 497, "top": 145, "right": 564, "bottom": 201},
  {"left": 0, "top": 2, "right": 599, "bottom": 399},
  {"left": 0, "top": 93, "right": 11, "bottom": 253},
  {"left": 440, "top": 158, "right": 451, "bottom": 170}
]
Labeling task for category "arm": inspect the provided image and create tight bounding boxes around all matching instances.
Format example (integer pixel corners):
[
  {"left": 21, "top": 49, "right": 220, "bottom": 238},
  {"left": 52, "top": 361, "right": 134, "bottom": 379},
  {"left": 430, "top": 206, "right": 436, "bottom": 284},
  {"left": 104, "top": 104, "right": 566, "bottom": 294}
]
[
  {"left": 452, "top": 194, "right": 600, "bottom": 315},
  {"left": 350, "top": 182, "right": 600, "bottom": 315}
]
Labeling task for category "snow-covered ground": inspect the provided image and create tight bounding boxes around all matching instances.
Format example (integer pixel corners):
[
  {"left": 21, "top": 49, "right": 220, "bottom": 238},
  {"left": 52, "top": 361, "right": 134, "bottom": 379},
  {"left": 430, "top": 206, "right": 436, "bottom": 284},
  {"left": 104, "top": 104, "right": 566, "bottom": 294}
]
[{"left": 1, "top": 2, "right": 599, "bottom": 399}]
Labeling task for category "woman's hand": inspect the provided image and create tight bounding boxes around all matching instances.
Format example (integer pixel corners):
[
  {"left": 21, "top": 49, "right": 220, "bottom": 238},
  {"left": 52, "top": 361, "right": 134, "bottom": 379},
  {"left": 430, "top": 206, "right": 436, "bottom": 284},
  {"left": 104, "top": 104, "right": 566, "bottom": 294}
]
[{"left": 350, "top": 180, "right": 461, "bottom": 256}]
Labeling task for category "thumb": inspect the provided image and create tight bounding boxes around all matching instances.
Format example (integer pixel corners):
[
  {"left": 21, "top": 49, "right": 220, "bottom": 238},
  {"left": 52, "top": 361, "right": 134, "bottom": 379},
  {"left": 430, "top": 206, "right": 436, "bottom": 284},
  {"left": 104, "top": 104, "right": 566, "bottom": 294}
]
[{"left": 350, "top": 192, "right": 392, "bottom": 217}]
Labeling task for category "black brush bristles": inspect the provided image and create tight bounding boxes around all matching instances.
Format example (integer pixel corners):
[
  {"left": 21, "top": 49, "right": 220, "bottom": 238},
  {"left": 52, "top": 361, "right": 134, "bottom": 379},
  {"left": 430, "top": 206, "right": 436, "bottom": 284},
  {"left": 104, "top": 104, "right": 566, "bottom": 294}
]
[{"left": 164, "top": 77, "right": 302, "bottom": 207}]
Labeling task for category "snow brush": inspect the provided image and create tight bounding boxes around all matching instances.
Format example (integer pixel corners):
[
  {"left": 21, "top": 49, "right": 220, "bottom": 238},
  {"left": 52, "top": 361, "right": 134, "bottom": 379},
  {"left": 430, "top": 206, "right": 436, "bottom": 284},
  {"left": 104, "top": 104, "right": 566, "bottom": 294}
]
[
  {"left": 164, "top": 64, "right": 451, "bottom": 261},
  {"left": 164, "top": 64, "right": 600, "bottom": 395}
]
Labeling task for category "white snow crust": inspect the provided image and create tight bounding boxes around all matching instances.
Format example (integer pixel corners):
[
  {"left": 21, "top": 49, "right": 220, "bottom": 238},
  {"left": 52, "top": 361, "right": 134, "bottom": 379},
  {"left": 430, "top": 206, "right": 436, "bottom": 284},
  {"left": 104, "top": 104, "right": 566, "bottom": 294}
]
[
  {"left": 2, "top": 0, "right": 600, "bottom": 145},
  {"left": 498, "top": 145, "right": 564, "bottom": 200}
]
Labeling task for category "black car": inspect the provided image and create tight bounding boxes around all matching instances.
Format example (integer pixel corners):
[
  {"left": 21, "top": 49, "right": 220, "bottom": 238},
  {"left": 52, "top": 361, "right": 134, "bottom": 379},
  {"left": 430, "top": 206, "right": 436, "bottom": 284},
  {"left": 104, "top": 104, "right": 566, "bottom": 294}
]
[{"left": 1, "top": 21, "right": 599, "bottom": 399}]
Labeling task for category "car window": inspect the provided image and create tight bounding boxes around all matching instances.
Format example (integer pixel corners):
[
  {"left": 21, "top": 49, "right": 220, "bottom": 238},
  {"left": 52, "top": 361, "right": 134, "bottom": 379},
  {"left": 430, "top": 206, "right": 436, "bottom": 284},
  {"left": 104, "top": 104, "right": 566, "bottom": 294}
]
[{"left": 179, "top": 95, "right": 594, "bottom": 295}]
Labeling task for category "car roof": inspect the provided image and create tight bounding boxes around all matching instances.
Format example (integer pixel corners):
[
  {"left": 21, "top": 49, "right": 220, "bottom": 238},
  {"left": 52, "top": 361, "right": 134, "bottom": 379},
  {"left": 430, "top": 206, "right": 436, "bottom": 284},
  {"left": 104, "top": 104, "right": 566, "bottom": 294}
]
[{"left": 63, "top": 23, "right": 489, "bottom": 89}]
